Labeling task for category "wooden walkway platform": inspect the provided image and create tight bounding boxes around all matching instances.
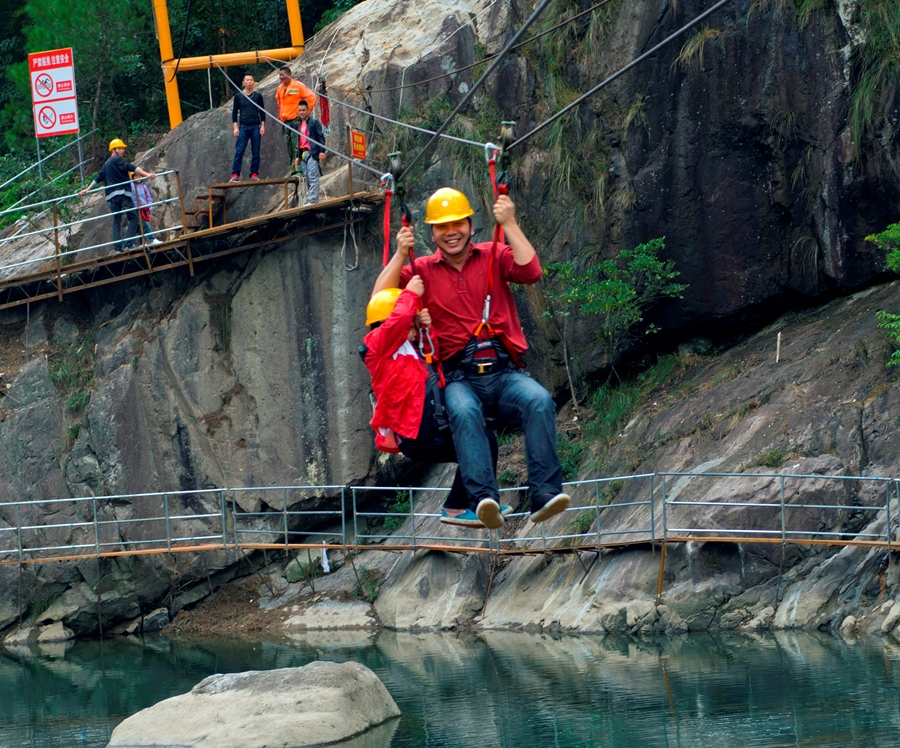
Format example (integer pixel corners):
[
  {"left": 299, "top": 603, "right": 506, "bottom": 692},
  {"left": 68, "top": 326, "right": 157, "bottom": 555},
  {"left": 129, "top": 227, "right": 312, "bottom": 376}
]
[{"left": 0, "top": 187, "right": 383, "bottom": 311}]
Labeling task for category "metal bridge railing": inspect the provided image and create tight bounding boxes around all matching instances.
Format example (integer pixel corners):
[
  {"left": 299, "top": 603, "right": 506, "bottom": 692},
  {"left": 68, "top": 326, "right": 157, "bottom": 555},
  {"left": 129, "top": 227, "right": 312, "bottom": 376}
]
[
  {"left": 0, "top": 473, "right": 897, "bottom": 566},
  {"left": 660, "top": 471, "right": 899, "bottom": 551},
  {"left": 0, "top": 128, "right": 98, "bottom": 214},
  {"left": 0, "top": 171, "right": 183, "bottom": 275},
  {"left": 0, "top": 488, "right": 229, "bottom": 563},
  {"left": 231, "top": 485, "right": 347, "bottom": 550}
]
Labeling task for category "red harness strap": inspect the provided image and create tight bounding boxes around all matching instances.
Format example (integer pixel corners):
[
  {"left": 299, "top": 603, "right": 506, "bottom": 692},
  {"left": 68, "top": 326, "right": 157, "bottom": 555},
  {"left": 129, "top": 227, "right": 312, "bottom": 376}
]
[
  {"left": 471, "top": 183, "right": 524, "bottom": 369},
  {"left": 382, "top": 187, "right": 392, "bottom": 266},
  {"left": 487, "top": 153, "right": 505, "bottom": 245}
]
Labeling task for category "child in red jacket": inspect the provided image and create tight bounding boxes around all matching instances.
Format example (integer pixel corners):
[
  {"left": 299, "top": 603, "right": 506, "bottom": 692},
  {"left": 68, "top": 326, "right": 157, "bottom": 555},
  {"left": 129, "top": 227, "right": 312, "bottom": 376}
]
[{"left": 361, "top": 276, "right": 509, "bottom": 528}]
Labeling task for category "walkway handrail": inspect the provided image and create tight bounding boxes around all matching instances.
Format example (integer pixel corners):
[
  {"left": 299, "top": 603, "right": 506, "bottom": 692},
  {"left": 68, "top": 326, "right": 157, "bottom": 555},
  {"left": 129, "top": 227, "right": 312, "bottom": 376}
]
[
  {"left": 0, "top": 169, "right": 179, "bottom": 218},
  {"left": 2, "top": 161, "right": 92, "bottom": 216},
  {"left": 0, "top": 128, "right": 98, "bottom": 194},
  {"left": 3, "top": 195, "right": 181, "bottom": 246},
  {"left": 0, "top": 473, "right": 898, "bottom": 566}
]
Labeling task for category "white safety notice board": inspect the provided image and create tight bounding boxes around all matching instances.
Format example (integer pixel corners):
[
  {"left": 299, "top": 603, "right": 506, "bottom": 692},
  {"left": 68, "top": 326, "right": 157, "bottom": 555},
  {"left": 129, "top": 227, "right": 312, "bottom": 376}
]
[{"left": 29, "top": 47, "right": 80, "bottom": 138}]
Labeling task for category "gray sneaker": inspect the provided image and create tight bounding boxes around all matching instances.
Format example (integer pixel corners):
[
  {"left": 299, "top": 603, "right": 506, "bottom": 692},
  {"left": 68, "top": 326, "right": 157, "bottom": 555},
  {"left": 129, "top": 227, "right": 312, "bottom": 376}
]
[
  {"left": 529, "top": 493, "right": 571, "bottom": 523},
  {"left": 475, "top": 498, "right": 504, "bottom": 530}
]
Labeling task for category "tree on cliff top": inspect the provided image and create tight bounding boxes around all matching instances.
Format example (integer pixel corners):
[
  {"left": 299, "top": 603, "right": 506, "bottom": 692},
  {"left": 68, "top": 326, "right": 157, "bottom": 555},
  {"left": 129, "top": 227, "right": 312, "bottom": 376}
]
[{"left": 867, "top": 222, "right": 900, "bottom": 367}]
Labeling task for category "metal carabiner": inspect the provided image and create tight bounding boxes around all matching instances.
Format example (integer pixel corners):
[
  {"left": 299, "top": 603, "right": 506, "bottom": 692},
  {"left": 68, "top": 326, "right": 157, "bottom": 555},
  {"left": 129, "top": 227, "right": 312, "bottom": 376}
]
[{"left": 419, "top": 326, "right": 436, "bottom": 364}]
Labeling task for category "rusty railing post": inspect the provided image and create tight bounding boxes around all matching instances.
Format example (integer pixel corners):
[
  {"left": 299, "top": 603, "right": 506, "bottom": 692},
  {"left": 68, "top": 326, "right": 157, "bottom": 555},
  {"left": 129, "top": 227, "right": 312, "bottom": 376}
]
[{"left": 52, "top": 202, "right": 62, "bottom": 301}]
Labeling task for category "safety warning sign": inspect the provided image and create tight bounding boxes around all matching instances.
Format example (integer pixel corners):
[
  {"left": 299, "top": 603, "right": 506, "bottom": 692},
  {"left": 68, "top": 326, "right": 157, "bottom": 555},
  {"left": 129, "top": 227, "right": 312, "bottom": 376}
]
[{"left": 28, "top": 47, "right": 79, "bottom": 138}]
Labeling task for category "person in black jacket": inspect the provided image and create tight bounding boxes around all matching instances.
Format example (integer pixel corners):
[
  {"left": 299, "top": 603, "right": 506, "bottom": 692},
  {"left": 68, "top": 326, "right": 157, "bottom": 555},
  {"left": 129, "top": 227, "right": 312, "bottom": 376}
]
[
  {"left": 79, "top": 138, "right": 156, "bottom": 252},
  {"left": 230, "top": 74, "right": 266, "bottom": 182},
  {"left": 295, "top": 99, "right": 326, "bottom": 204}
]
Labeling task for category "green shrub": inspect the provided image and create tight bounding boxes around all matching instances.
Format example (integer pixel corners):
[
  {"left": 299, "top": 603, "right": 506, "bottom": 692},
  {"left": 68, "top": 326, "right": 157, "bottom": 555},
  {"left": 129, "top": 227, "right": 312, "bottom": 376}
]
[
  {"left": 556, "top": 432, "right": 585, "bottom": 480},
  {"left": 383, "top": 491, "right": 411, "bottom": 532},
  {"left": 352, "top": 565, "right": 384, "bottom": 602},
  {"left": 867, "top": 222, "right": 900, "bottom": 367},
  {"left": 755, "top": 449, "right": 786, "bottom": 469},
  {"left": 570, "top": 512, "right": 594, "bottom": 535}
]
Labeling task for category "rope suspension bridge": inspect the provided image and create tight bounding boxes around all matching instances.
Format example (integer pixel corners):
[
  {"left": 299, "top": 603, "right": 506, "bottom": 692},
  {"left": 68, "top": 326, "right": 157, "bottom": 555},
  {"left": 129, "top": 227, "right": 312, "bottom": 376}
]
[{"left": 2, "top": 471, "right": 898, "bottom": 599}]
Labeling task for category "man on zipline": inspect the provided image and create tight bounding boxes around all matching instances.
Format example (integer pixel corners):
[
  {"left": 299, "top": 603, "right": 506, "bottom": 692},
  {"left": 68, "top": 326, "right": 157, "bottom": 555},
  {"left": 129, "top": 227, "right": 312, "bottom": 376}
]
[{"left": 373, "top": 188, "right": 570, "bottom": 529}]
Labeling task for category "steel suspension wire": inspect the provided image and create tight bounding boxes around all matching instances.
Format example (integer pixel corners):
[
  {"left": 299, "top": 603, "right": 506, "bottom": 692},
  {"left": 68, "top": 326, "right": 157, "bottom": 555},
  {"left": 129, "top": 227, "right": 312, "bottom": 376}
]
[
  {"left": 509, "top": 0, "right": 735, "bottom": 150},
  {"left": 399, "top": 0, "right": 557, "bottom": 181},
  {"left": 218, "top": 56, "right": 489, "bottom": 151},
  {"left": 213, "top": 61, "right": 387, "bottom": 181},
  {"left": 323, "top": 90, "right": 486, "bottom": 149},
  {"left": 348, "top": 0, "right": 617, "bottom": 96},
  {"left": 166, "top": 0, "right": 194, "bottom": 83}
]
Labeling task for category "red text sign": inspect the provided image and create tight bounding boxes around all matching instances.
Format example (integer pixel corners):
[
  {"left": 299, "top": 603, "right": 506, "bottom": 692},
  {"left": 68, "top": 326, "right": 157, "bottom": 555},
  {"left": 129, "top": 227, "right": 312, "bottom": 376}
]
[
  {"left": 350, "top": 130, "right": 367, "bottom": 160},
  {"left": 28, "top": 47, "right": 79, "bottom": 138}
]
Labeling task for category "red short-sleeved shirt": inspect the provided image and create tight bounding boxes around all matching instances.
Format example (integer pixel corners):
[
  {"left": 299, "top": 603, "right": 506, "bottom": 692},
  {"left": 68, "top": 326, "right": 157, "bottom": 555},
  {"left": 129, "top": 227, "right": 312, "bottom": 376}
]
[{"left": 399, "top": 242, "right": 542, "bottom": 360}]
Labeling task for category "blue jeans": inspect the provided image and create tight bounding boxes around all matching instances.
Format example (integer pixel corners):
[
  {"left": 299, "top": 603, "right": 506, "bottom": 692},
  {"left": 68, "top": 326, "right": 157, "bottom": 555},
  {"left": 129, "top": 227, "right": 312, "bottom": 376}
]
[
  {"left": 232, "top": 125, "right": 261, "bottom": 176},
  {"left": 107, "top": 194, "right": 138, "bottom": 249},
  {"left": 445, "top": 369, "right": 563, "bottom": 502}
]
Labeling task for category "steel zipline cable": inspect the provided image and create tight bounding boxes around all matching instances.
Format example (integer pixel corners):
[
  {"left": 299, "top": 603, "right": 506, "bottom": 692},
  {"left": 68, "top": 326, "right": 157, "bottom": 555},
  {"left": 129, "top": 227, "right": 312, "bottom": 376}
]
[
  {"left": 344, "top": 0, "right": 617, "bottom": 96},
  {"left": 509, "top": 0, "right": 735, "bottom": 150},
  {"left": 213, "top": 58, "right": 490, "bottom": 181},
  {"left": 249, "top": 54, "right": 489, "bottom": 149},
  {"left": 399, "top": 0, "right": 556, "bottom": 181},
  {"left": 215, "top": 0, "right": 732, "bottom": 189},
  {"left": 213, "top": 60, "right": 389, "bottom": 181},
  {"left": 165, "top": 0, "right": 194, "bottom": 83}
]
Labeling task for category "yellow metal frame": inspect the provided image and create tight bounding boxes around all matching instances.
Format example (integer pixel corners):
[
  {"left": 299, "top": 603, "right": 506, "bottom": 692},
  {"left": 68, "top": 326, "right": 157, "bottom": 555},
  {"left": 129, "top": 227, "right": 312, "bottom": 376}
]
[{"left": 152, "top": 0, "right": 306, "bottom": 129}]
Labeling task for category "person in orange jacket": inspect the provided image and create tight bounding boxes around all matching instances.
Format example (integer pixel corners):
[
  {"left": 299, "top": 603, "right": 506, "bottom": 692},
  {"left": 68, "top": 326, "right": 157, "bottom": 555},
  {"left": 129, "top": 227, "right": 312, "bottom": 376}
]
[
  {"left": 275, "top": 66, "right": 317, "bottom": 175},
  {"left": 361, "top": 276, "right": 509, "bottom": 528}
]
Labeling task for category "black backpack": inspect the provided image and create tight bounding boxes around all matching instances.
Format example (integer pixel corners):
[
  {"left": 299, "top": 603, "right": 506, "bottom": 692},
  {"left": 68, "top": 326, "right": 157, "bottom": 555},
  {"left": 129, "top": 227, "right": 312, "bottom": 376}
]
[{"left": 397, "top": 368, "right": 456, "bottom": 463}]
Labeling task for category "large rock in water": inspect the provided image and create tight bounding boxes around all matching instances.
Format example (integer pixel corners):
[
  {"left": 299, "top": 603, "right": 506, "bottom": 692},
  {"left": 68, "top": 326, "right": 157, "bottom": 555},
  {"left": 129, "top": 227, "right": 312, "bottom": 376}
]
[{"left": 106, "top": 661, "right": 400, "bottom": 748}]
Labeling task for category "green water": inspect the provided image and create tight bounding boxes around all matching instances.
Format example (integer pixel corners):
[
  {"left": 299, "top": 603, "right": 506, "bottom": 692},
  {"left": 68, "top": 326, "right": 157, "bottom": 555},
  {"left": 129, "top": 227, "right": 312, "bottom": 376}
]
[{"left": 3, "top": 630, "right": 900, "bottom": 747}]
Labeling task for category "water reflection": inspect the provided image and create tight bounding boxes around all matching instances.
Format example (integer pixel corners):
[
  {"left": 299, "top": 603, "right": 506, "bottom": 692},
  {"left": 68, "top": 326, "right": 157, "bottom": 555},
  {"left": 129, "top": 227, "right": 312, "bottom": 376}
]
[{"left": 2, "top": 629, "right": 899, "bottom": 747}]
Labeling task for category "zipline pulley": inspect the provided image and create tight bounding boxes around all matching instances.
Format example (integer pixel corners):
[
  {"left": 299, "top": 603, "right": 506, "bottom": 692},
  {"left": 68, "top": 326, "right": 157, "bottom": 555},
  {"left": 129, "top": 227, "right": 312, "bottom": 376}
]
[{"left": 381, "top": 152, "right": 414, "bottom": 269}]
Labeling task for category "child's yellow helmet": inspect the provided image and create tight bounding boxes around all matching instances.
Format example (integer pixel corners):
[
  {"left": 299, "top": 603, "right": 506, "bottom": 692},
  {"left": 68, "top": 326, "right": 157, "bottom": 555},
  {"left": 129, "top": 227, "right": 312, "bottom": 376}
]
[{"left": 365, "top": 288, "right": 403, "bottom": 326}]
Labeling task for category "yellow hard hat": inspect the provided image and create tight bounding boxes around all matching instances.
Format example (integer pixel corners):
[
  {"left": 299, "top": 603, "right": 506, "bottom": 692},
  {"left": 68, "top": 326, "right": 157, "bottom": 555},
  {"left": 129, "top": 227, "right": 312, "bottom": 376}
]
[
  {"left": 425, "top": 188, "right": 474, "bottom": 224},
  {"left": 366, "top": 288, "right": 403, "bottom": 326},
  {"left": 108, "top": 138, "right": 127, "bottom": 151}
]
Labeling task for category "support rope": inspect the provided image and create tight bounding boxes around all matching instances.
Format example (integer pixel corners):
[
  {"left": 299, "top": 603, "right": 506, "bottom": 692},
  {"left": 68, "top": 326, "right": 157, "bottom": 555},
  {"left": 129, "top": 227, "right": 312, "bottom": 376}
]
[
  {"left": 509, "top": 0, "right": 735, "bottom": 150},
  {"left": 399, "top": 0, "right": 556, "bottom": 181}
]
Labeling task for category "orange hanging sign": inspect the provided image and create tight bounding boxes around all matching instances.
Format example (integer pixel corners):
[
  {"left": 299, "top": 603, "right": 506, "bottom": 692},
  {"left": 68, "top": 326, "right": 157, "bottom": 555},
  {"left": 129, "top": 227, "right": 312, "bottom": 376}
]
[{"left": 350, "top": 130, "right": 367, "bottom": 160}]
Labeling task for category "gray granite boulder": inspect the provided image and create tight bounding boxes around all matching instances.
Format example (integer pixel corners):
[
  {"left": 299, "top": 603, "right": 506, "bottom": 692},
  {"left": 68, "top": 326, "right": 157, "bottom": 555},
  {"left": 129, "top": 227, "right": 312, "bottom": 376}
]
[{"left": 106, "top": 660, "right": 400, "bottom": 748}]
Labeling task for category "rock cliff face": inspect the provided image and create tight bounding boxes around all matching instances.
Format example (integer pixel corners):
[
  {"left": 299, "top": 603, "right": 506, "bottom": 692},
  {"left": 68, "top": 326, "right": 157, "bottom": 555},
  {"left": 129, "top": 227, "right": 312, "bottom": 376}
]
[{"left": 0, "top": 0, "right": 899, "bottom": 637}]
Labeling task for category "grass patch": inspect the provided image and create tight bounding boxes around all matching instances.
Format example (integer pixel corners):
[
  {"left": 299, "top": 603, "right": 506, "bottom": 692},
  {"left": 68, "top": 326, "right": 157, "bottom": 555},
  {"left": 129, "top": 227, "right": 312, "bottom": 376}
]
[
  {"left": 352, "top": 565, "right": 385, "bottom": 603},
  {"left": 674, "top": 27, "right": 724, "bottom": 71},
  {"left": 570, "top": 511, "right": 594, "bottom": 535},
  {"left": 498, "top": 469, "right": 519, "bottom": 487},
  {"left": 749, "top": 448, "right": 787, "bottom": 469},
  {"left": 712, "top": 363, "right": 742, "bottom": 385},
  {"left": 557, "top": 431, "right": 585, "bottom": 480},
  {"left": 48, "top": 330, "right": 96, "bottom": 414},
  {"left": 848, "top": 1, "right": 900, "bottom": 155}
]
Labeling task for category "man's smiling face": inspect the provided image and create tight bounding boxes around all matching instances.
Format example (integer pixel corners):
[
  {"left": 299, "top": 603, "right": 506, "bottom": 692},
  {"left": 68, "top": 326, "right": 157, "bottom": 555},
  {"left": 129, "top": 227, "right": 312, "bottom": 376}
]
[{"left": 432, "top": 218, "right": 474, "bottom": 259}]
